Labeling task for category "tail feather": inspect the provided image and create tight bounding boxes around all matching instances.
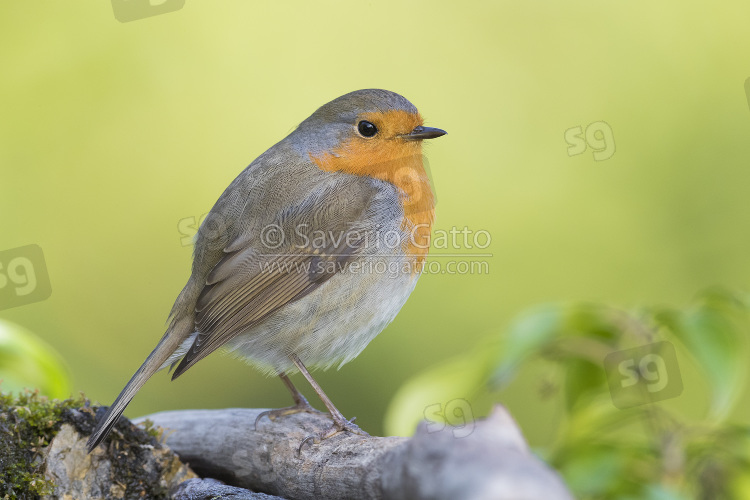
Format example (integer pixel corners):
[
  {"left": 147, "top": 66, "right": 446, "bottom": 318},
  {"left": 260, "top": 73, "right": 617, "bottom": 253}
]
[{"left": 86, "top": 319, "right": 192, "bottom": 453}]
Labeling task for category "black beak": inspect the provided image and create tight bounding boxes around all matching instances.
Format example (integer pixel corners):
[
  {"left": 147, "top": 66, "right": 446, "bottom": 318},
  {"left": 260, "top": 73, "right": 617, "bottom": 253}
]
[{"left": 401, "top": 125, "right": 447, "bottom": 141}]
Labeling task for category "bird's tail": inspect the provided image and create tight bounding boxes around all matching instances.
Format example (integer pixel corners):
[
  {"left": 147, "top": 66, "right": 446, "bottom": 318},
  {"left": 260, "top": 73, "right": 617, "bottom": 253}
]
[{"left": 86, "top": 317, "right": 193, "bottom": 453}]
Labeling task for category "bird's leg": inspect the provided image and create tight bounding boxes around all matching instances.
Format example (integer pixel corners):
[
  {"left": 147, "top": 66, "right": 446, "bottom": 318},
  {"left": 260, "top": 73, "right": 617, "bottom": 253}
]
[
  {"left": 254, "top": 372, "right": 326, "bottom": 430},
  {"left": 290, "top": 354, "right": 369, "bottom": 451},
  {"left": 279, "top": 372, "right": 314, "bottom": 408}
]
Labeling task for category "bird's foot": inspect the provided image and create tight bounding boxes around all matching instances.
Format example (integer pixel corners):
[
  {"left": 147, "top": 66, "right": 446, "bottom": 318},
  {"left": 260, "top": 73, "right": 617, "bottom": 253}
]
[
  {"left": 298, "top": 414, "right": 370, "bottom": 453},
  {"left": 254, "top": 400, "right": 326, "bottom": 431}
]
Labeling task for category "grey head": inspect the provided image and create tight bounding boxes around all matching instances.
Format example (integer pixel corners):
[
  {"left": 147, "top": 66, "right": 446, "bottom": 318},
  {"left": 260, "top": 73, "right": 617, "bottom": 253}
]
[{"left": 287, "top": 89, "right": 428, "bottom": 157}]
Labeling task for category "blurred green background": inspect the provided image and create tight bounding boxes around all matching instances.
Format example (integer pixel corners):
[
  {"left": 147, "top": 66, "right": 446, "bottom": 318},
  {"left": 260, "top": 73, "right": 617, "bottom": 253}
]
[{"left": 2, "top": 0, "right": 750, "bottom": 462}]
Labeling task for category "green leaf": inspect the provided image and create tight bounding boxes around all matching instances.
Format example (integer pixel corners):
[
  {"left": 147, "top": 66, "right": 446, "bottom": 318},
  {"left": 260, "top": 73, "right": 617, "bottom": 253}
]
[
  {"left": 564, "top": 358, "right": 607, "bottom": 412},
  {"left": 0, "top": 319, "right": 71, "bottom": 399},
  {"left": 654, "top": 291, "right": 750, "bottom": 421},
  {"left": 557, "top": 444, "right": 631, "bottom": 497},
  {"left": 549, "top": 393, "right": 648, "bottom": 453},
  {"left": 489, "top": 303, "right": 564, "bottom": 388},
  {"left": 491, "top": 303, "right": 623, "bottom": 390},
  {"left": 640, "top": 484, "right": 692, "bottom": 500},
  {"left": 383, "top": 343, "right": 494, "bottom": 437}
]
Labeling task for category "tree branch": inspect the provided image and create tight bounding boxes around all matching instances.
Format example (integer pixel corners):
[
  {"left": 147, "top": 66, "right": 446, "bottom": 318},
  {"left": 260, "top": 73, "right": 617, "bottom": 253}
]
[{"left": 137, "top": 404, "right": 572, "bottom": 500}]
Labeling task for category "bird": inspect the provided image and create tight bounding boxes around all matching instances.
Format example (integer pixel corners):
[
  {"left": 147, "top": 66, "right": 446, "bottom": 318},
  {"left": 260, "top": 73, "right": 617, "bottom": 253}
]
[{"left": 86, "top": 89, "right": 446, "bottom": 452}]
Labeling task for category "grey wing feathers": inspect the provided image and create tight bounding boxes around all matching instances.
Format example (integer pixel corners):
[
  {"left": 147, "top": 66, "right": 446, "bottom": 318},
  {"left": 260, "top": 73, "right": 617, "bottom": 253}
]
[{"left": 171, "top": 178, "right": 379, "bottom": 379}]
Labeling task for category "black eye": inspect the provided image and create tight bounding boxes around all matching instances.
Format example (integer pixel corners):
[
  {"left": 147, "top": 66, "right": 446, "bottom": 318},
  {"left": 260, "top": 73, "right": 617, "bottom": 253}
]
[{"left": 357, "top": 120, "right": 378, "bottom": 137}]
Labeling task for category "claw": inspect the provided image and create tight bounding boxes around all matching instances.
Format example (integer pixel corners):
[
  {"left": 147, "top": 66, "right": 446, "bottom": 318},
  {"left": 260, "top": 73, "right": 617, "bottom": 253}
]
[
  {"left": 296, "top": 414, "right": 369, "bottom": 453},
  {"left": 298, "top": 434, "right": 317, "bottom": 454},
  {"left": 254, "top": 410, "right": 273, "bottom": 431},
  {"left": 254, "top": 403, "right": 326, "bottom": 431}
]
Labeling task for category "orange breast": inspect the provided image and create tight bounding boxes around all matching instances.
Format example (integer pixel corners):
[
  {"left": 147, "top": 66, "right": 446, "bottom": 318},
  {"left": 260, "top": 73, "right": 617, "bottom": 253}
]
[{"left": 310, "top": 110, "right": 435, "bottom": 273}]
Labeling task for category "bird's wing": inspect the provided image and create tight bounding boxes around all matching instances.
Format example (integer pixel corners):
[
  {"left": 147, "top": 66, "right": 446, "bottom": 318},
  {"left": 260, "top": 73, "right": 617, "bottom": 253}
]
[{"left": 170, "top": 176, "right": 384, "bottom": 379}]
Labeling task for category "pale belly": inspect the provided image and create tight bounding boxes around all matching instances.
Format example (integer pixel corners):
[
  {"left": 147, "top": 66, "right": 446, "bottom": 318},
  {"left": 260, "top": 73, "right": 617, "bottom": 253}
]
[{"left": 224, "top": 252, "right": 421, "bottom": 375}]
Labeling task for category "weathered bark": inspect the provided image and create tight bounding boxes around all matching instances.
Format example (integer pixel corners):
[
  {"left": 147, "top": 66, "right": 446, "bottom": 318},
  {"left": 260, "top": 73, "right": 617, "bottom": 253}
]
[
  {"left": 138, "top": 404, "right": 572, "bottom": 500},
  {"left": 172, "top": 478, "right": 285, "bottom": 499}
]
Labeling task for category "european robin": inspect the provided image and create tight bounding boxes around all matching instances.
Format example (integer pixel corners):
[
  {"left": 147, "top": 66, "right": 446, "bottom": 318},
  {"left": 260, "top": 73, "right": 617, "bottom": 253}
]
[{"left": 87, "top": 89, "right": 446, "bottom": 452}]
